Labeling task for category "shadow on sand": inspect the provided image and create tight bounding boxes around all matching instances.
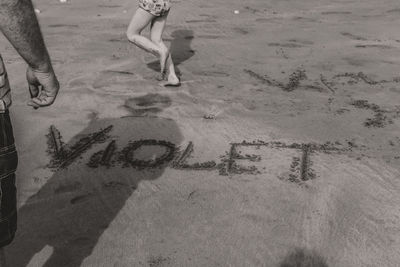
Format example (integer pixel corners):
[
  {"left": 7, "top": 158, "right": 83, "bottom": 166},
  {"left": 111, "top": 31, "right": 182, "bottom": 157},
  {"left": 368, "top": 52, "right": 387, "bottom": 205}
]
[
  {"left": 279, "top": 248, "right": 328, "bottom": 267},
  {"left": 6, "top": 105, "right": 182, "bottom": 266},
  {"left": 147, "top": 29, "right": 195, "bottom": 74}
]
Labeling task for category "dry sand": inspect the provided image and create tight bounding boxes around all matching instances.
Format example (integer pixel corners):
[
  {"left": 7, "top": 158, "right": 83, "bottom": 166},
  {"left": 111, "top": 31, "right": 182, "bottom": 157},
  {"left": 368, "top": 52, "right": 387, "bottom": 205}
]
[{"left": 1, "top": 0, "right": 400, "bottom": 266}]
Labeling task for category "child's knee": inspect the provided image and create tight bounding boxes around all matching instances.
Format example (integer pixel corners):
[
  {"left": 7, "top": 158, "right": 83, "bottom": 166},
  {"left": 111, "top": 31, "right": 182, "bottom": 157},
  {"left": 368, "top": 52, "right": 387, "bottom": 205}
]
[
  {"left": 126, "top": 32, "right": 135, "bottom": 42},
  {"left": 154, "top": 41, "right": 169, "bottom": 52},
  {"left": 150, "top": 37, "right": 163, "bottom": 46},
  {"left": 126, "top": 31, "right": 139, "bottom": 42}
]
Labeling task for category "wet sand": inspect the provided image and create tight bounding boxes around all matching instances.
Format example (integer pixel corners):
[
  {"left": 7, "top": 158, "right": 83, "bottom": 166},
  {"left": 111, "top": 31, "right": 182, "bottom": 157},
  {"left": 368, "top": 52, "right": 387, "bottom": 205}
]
[{"left": 1, "top": 0, "right": 400, "bottom": 266}]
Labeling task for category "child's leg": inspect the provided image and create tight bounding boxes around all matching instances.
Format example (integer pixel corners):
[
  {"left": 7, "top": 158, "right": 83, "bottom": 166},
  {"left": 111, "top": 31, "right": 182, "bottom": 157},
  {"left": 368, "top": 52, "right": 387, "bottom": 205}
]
[
  {"left": 126, "top": 8, "right": 161, "bottom": 58},
  {"left": 150, "top": 12, "right": 180, "bottom": 84}
]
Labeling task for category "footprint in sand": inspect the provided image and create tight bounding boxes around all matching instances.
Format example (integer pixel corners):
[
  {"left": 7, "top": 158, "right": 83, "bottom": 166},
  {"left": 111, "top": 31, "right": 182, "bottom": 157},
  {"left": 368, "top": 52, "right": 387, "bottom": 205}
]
[
  {"left": 292, "top": 16, "right": 318, "bottom": 23},
  {"left": 390, "top": 87, "right": 400, "bottom": 94},
  {"left": 185, "top": 19, "right": 217, "bottom": 23},
  {"left": 387, "top": 8, "right": 400, "bottom": 13},
  {"left": 197, "top": 35, "right": 220, "bottom": 39},
  {"left": 90, "top": 70, "right": 161, "bottom": 95},
  {"left": 355, "top": 44, "right": 393, "bottom": 49},
  {"left": 67, "top": 71, "right": 145, "bottom": 95},
  {"left": 268, "top": 42, "right": 304, "bottom": 48},
  {"left": 340, "top": 32, "right": 367, "bottom": 41},
  {"left": 233, "top": 27, "right": 250, "bottom": 35},
  {"left": 192, "top": 70, "right": 230, "bottom": 77},
  {"left": 287, "top": 39, "right": 314, "bottom": 45},
  {"left": 124, "top": 93, "right": 172, "bottom": 115},
  {"left": 97, "top": 4, "right": 121, "bottom": 8},
  {"left": 48, "top": 24, "right": 79, "bottom": 28},
  {"left": 255, "top": 18, "right": 272, "bottom": 22},
  {"left": 321, "top": 11, "right": 352, "bottom": 15},
  {"left": 92, "top": 70, "right": 143, "bottom": 92}
]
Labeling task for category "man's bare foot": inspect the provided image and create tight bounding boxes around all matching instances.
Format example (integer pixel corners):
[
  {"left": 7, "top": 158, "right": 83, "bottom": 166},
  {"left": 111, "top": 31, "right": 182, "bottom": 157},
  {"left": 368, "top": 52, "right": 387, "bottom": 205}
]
[{"left": 159, "top": 47, "right": 169, "bottom": 76}]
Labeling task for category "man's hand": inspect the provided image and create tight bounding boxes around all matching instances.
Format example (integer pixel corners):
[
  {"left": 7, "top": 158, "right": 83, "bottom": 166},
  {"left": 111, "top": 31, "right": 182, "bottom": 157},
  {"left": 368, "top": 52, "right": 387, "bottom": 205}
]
[
  {"left": 0, "top": 0, "right": 59, "bottom": 109},
  {"left": 26, "top": 66, "right": 59, "bottom": 108}
]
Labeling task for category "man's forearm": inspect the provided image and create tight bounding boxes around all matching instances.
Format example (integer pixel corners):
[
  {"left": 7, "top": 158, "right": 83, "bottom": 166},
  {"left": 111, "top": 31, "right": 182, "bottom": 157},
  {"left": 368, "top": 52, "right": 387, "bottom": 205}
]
[{"left": 0, "top": 0, "right": 52, "bottom": 71}]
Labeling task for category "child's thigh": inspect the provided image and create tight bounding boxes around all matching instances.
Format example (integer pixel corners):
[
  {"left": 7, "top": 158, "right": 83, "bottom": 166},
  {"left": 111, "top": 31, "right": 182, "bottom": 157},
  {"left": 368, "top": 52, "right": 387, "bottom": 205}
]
[
  {"left": 150, "top": 12, "right": 169, "bottom": 42},
  {"left": 127, "top": 8, "right": 155, "bottom": 34}
]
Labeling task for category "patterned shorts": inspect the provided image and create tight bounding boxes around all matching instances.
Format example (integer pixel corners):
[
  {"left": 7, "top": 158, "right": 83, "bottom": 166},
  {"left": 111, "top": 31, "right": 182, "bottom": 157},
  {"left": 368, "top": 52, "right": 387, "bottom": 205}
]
[
  {"left": 0, "top": 110, "right": 18, "bottom": 248},
  {"left": 139, "top": 0, "right": 171, "bottom": 17}
]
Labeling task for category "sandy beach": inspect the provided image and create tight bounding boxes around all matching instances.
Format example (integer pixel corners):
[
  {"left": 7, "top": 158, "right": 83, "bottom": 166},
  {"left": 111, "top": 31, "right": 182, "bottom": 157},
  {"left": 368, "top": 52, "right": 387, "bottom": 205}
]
[{"left": 1, "top": 0, "right": 400, "bottom": 266}]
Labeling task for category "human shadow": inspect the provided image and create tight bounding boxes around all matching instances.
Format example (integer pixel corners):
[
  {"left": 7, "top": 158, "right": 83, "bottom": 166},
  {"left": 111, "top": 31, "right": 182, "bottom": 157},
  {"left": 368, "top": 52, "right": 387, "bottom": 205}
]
[
  {"left": 6, "top": 109, "right": 182, "bottom": 266},
  {"left": 279, "top": 248, "right": 328, "bottom": 267},
  {"left": 147, "top": 29, "right": 195, "bottom": 74}
]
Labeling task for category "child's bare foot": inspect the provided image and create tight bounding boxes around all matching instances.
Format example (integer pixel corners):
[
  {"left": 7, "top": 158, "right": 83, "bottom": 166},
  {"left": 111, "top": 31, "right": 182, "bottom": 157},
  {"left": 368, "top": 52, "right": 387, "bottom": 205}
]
[
  {"left": 155, "top": 72, "right": 165, "bottom": 81},
  {"left": 163, "top": 72, "right": 180, "bottom": 87}
]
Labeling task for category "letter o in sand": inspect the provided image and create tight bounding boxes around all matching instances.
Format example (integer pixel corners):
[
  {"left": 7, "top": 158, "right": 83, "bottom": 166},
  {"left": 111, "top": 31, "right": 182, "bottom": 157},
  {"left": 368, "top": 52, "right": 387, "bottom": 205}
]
[{"left": 122, "top": 139, "right": 177, "bottom": 168}]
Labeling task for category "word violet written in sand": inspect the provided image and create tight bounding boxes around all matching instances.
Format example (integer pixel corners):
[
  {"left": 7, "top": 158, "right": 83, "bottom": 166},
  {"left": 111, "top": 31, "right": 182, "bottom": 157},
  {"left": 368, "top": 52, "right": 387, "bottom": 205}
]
[{"left": 46, "top": 125, "right": 339, "bottom": 177}]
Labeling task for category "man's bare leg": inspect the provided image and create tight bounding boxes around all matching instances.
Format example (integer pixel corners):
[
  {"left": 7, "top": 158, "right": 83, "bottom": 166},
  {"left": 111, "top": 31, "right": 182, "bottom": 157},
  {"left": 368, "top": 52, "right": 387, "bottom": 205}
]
[
  {"left": 0, "top": 0, "right": 59, "bottom": 108},
  {"left": 0, "top": 248, "right": 8, "bottom": 267}
]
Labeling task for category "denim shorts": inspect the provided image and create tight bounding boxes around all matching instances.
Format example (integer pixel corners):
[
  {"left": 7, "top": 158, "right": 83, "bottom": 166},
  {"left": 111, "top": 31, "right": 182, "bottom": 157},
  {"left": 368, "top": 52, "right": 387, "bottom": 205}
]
[
  {"left": 0, "top": 110, "right": 18, "bottom": 248},
  {"left": 139, "top": 0, "right": 171, "bottom": 17}
]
